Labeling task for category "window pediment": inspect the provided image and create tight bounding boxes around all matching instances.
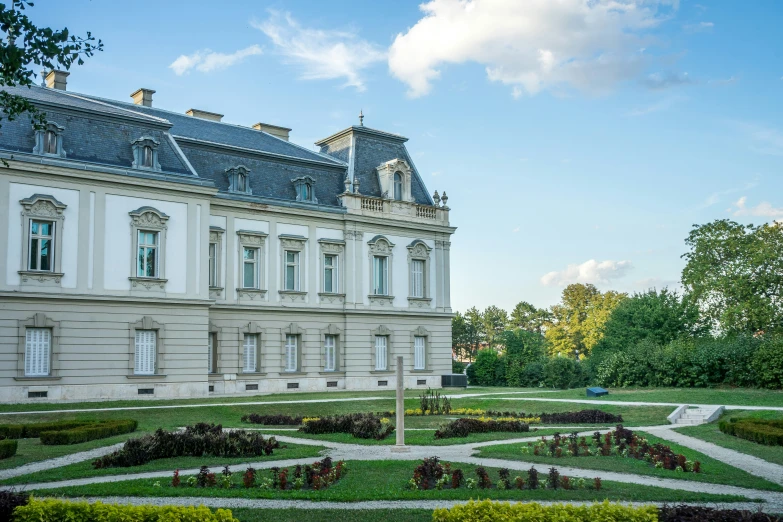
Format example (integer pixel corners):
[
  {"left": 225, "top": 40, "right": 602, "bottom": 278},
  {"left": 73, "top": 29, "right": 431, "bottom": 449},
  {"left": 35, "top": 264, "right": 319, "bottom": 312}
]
[
  {"left": 129, "top": 207, "right": 169, "bottom": 229},
  {"left": 368, "top": 235, "right": 395, "bottom": 256},
  {"left": 407, "top": 239, "right": 432, "bottom": 259},
  {"left": 19, "top": 194, "right": 67, "bottom": 218},
  {"left": 376, "top": 158, "right": 412, "bottom": 202}
]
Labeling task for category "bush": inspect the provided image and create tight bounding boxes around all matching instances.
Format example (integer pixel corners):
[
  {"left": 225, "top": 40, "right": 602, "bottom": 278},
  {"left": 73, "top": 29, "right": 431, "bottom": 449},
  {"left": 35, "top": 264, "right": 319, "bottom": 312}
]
[
  {"left": 39, "top": 420, "right": 137, "bottom": 445},
  {"left": 12, "top": 498, "right": 238, "bottom": 522},
  {"left": 751, "top": 336, "right": 783, "bottom": 389},
  {"left": 432, "top": 500, "right": 658, "bottom": 521},
  {"left": 658, "top": 505, "right": 783, "bottom": 521},
  {"left": 299, "top": 414, "right": 394, "bottom": 440},
  {"left": 719, "top": 418, "right": 783, "bottom": 446},
  {"left": 0, "top": 489, "right": 29, "bottom": 520},
  {"left": 0, "top": 439, "right": 17, "bottom": 459},
  {"left": 543, "top": 357, "right": 589, "bottom": 389},
  {"left": 241, "top": 414, "right": 303, "bottom": 425},
  {"left": 92, "top": 423, "right": 279, "bottom": 468},
  {"left": 451, "top": 360, "right": 466, "bottom": 374},
  {"left": 0, "top": 420, "right": 92, "bottom": 439},
  {"left": 469, "top": 349, "right": 501, "bottom": 386},
  {"left": 434, "top": 418, "right": 529, "bottom": 439}
]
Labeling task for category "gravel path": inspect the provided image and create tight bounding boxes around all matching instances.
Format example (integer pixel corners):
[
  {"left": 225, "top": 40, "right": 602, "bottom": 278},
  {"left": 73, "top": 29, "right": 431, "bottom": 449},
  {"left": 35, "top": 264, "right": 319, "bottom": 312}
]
[
  {"left": 496, "top": 397, "right": 783, "bottom": 411},
  {"left": 0, "top": 442, "right": 125, "bottom": 481}
]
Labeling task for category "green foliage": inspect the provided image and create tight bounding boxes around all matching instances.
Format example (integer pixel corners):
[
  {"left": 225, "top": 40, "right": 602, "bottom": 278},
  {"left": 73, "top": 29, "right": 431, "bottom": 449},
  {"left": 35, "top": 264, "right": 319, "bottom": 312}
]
[
  {"left": 0, "top": 419, "right": 136, "bottom": 440},
  {"left": 503, "top": 329, "right": 547, "bottom": 387},
  {"left": 432, "top": 499, "right": 658, "bottom": 522},
  {"left": 452, "top": 308, "right": 485, "bottom": 362},
  {"left": 468, "top": 349, "right": 503, "bottom": 386},
  {"left": 39, "top": 419, "right": 137, "bottom": 445},
  {"left": 682, "top": 219, "right": 783, "bottom": 333},
  {"left": 451, "top": 360, "right": 466, "bottom": 374},
  {"left": 12, "top": 498, "right": 238, "bottom": 521},
  {"left": 542, "top": 357, "right": 590, "bottom": 390},
  {"left": 0, "top": 439, "right": 17, "bottom": 459},
  {"left": 482, "top": 305, "right": 508, "bottom": 348},
  {"left": 719, "top": 418, "right": 783, "bottom": 446},
  {"left": 509, "top": 301, "right": 552, "bottom": 334},
  {"left": 750, "top": 335, "right": 783, "bottom": 389}
]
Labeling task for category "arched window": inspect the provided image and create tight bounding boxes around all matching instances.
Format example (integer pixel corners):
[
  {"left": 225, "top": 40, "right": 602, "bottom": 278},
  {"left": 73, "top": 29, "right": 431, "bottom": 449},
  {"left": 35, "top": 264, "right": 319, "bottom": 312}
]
[
  {"left": 44, "top": 130, "right": 58, "bottom": 155},
  {"left": 142, "top": 145, "right": 153, "bottom": 168},
  {"left": 393, "top": 172, "right": 403, "bottom": 201},
  {"left": 236, "top": 173, "right": 246, "bottom": 193}
]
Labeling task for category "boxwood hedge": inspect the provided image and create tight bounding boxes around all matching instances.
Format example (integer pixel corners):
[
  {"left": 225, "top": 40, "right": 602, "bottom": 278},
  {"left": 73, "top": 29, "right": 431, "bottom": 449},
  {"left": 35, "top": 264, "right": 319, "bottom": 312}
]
[
  {"left": 12, "top": 498, "right": 238, "bottom": 522},
  {"left": 719, "top": 417, "right": 783, "bottom": 446}
]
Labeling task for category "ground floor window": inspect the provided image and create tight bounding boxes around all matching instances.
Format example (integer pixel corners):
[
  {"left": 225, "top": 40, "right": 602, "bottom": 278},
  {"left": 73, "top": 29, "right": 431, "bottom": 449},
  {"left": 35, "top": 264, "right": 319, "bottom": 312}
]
[
  {"left": 414, "top": 336, "right": 426, "bottom": 370},
  {"left": 285, "top": 334, "right": 298, "bottom": 372},
  {"left": 134, "top": 330, "right": 156, "bottom": 375},
  {"left": 324, "top": 335, "right": 336, "bottom": 371},
  {"left": 375, "top": 336, "right": 388, "bottom": 371},
  {"left": 24, "top": 328, "right": 51, "bottom": 377},
  {"left": 208, "top": 333, "right": 218, "bottom": 373},
  {"left": 243, "top": 334, "right": 258, "bottom": 372}
]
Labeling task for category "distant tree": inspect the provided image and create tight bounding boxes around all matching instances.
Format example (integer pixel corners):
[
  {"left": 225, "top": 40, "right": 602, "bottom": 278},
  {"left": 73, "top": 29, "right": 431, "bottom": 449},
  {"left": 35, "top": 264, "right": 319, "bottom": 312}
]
[
  {"left": 451, "top": 312, "right": 471, "bottom": 361},
  {"left": 509, "top": 301, "right": 552, "bottom": 334},
  {"left": 682, "top": 219, "right": 783, "bottom": 333},
  {"left": 481, "top": 305, "right": 508, "bottom": 348},
  {"left": 462, "top": 307, "right": 485, "bottom": 362},
  {"left": 0, "top": 1, "right": 103, "bottom": 132},
  {"left": 581, "top": 290, "right": 626, "bottom": 353}
]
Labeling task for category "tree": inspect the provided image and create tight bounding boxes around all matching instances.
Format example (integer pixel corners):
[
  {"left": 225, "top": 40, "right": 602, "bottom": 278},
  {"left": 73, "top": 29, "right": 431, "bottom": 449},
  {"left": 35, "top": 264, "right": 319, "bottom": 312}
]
[
  {"left": 462, "top": 307, "right": 485, "bottom": 362},
  {"left": 681, "top": 219, "right": 783, "bottom": 333},
  {"left": 509, "top": 301, "right": 552, "bottom": 334},
  {"left": 481, "top": 305, "right": 508, "bottom": 349},
  {"left": 0, "top": 1, "right": 102, "bottom": 132}
]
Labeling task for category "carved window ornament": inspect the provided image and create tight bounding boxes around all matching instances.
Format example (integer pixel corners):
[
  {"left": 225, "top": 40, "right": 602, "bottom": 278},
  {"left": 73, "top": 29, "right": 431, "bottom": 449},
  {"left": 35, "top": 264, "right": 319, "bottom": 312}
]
[
  {"left": 33, "top": 122, "right": 66, "bottom": 158},
  {"left": 227, "top": 165, "right": 252, "bottom": 195},
  {"left": 407, "top": 239, "right": 433, "bottom": 305},
  {"left": 239, "top": 322, "right": 265, "bottom": 374},
  {"left": 18, "top": 194, "right": 67, "bottom": 284},
  {"left": 236, "top": 230, "right": 267, "bottom": 299},
  {"left": 292, "top": 175, "right": 318, "bottom": 203},
  {"left": 209, "top": 227, "right": 225, "bottom": 299},
  {"left": 317, "top": 239, "right": 345, "bottom": 299},
  {"left": 368, "top": 235, "right": 394, "bottom": 304},
  {"left": 128, "top": 316, "right": 166, "bottom": 377},
  {"left": 128, "top": 207, "right": 169, "bottom": 290},
  {"left": 16, "top": 313, "right": 61, "bottom": 380},
  {"left": 131, "top": 137, "right": 161, "bottom": 171},
  {"left": 376, "top": 158, "right": 413, "bottom": 202}
]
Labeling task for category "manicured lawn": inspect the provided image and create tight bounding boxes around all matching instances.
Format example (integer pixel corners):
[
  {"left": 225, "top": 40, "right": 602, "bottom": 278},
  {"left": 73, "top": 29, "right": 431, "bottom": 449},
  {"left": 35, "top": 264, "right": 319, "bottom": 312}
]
[
  {"left": 677, "top": 411, "right": 783, "bottom": 467},
  {"left": 475, "top": 431, "right": 783, "bottom": 492},
  {"left": 34, "top": 460, "right": 750, "bottom": 503},
  {"left": 0, "top": 432, "right": 138, "bottom": 471},
  {"left": 0, "top": 442, "right": 324, "bottom": 486},
  {"left": 232, "top": 508, "right": 433, "bottom": 522},
  {"left": 515, "top": 388, "right": 783, "bottom": 408}
]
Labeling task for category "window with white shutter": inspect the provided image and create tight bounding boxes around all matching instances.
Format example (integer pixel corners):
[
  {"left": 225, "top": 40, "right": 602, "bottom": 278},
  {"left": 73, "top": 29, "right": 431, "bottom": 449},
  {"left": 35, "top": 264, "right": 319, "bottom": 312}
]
[
  {"left": 411, "top": 259, "right": 425, "bottom": 298},
  {"left": 285, "top": 334, "right": 298, "bottom": 372},
  {"left": 25, "top": 328, "right": 51, "bottom": 377},
  {"left": 243, "top": 334, "right": 258, "bottom": 372},
  {"left": 134, "top": 330, "right": 156, "bottom": 375},
  {"left": 414, "top": 336, "right": 426, "bottom": 370},
  {"left": 208, "top": 333, "right": 218, "bottom": 373},
  {"left": 375, "top": 336, "right": 388, "bottom": 371},
  {"left": 324, "top": 335, "right": 336, "bottom": 371}
]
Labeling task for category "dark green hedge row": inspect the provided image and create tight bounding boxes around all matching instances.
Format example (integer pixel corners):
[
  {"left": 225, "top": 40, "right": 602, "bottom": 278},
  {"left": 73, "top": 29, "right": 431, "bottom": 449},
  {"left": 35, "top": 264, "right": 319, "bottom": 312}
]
[
  {"left": 719, "top": 418, "right": 783, "bottom": 446},
  {"left": 0, "top": 420, "right": 92, "bottom": 439},
  {"left": 0, "top": 439, "right": 18, "bottom": 459},
  {"left": 39, "top": 419, "right": 137, "bottom": 445}
]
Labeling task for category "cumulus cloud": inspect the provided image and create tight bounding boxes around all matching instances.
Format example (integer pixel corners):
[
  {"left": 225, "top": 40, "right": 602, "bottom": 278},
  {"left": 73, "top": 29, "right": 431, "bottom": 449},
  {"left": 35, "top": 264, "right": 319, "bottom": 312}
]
[
  {"left": 253, "top": 11, "right": 385, "bottom": 91},
  {"left": 388, "top": 0, "right": 677, "bottom": 98},
  {"left": 731, "top": 197, "right": 783, "bottom": 221},
  {"left": 169, "top": 45, "right": 263, "bottom": 75},
  {"left": 541, "top": 259, "right": 634, "bottom": 287}
]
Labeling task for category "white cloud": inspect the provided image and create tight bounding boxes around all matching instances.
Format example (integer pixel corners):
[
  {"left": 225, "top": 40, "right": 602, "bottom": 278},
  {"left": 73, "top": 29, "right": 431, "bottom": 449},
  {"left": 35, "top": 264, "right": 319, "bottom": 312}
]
[
  {"left": 731, "top": 196, "right": 783, "bottom": 220},
  {"left": 169, "top": 45, "right": 263, "bottom": 75},
  {"left": 541, "top": 259, "right": 634, "bottom": 287},
  {"left": 644, "top": 71, "right": 692, "bottom": 90},
  {"left": 699, "top": 180, "right": 758, "bottom": 209},
  {"left": 683, "top": 21, "right": 714, "bottom": 32},
  {"left": 388, "top": 0, "right": 677, "bottom": 98},
  {"left": 512, "top": 225, "right": 520, "bottom": 233},
  {"left": 253, "top": 11, "right": 385, "bottom": 91}
]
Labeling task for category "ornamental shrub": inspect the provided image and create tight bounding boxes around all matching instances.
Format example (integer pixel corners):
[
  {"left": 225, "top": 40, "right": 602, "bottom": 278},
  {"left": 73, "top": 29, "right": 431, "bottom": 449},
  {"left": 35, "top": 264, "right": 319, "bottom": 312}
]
[
  {"left": 0, "top": 420, "right": 93, "bottom": 439},
  {"left": 241, "top": 414, "right": 303, "bottom": 425},
  {"left": 434, "top": 418, "right": 529, "bottom": 439},
  {"left": 432, "top": 500, "right": 658, "bottom": 522},
  {"left": 469, "top": 349, "right": 501, "bottom": 386},
  {"left": 542, "top": 357, "right": 589, "bottom": 389},
  {"left": 12, "top": 498, "right": 238, "bottom": 522},
  {"left": 0, "top": 489, "right": 29, "bottom": 520},
  {"left": 751, "top": 335, "right": 783, "bottom": 389},
  {"left": 299, "top": 413, "right": 394, "bottom": 440},
  {"left": 451, "top": 360, "right": 466, "bottom": 374},
  {"left": 39, "top": 420, "right": 137, "bottom": 445},
  {"left": 719, "top": 418, "right": 783, "bottom": 446},
  {"left": 658, "top": 505, "right": 783, "bottom": 521},
  {"left": 0, "top": 439, "right": 18, "bottom": 459}
]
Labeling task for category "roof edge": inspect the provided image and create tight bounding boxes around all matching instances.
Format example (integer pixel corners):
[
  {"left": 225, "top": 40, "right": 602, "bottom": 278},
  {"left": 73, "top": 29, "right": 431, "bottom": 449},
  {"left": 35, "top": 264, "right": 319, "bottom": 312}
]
[{"left": 315, "top": 126, "right": 408, "bottom": 147}]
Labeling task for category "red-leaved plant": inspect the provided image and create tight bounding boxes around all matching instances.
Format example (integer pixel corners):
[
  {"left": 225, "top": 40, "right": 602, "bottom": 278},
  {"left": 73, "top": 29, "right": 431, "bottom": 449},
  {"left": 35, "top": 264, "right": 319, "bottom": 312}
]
[{"left": 171, "top": 469, "right": 180, "bottom": 488}]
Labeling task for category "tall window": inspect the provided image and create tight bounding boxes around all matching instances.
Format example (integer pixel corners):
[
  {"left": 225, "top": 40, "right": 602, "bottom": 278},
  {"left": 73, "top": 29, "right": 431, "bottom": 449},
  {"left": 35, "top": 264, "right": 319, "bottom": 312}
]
[
  {"left": 372, "top": 256, "right": 388, "bottom": 295},
  {"left": 302, "top": 183, "right": 312, "bottom": 201},
  {"left": 323, "top": 254, "right": 337, "bottom": 293},
  {"left": 208, "top": 333, "right": 217, "bottom": 373},
  {"left": 236, "top": 173, "right": 246, "bottom": 193},
  {"left": 28, "top": 220, "right": 54, "bottom": 271},
  {"left": 134, "top": 330, "right": 156, "bottom": 375},
  {"left": 393, "top": 172, "right": 403, "bottom": 201},
  {"left": 25, "top": 328, "right": 51, "bottom": 377},
  {"left": 243, "top": 334, "right": 257, "bottom": 372},
  {"left": 137, "top": 231, "right": 158, "bottom": 278},
  {"left": 44, "top": 130, "right": 58, "bottom": 155},
  {"left": 324, "top": 335, "right": 337, "bottom": 371},
  {"left": 285, "top": 251, "right": 300, "bottom": 291},
  {"left": 411, "top": 259, "right": 425, "bottom": 298},
  {"left": 209, "top": 243, "right": 218, "bottom": 287},
  {"left": 284, "top": 334, "right": 298, "bottom": 372},
  {"left": 375, "top": 336, "right": 388, "bottom": 371},
  {"left": 243, "top": 247, "right": 258, "bottom": 288},
  {"left": 142, "top": 145, "right": 153, "bottom": 168},
  {"left": 414, "top": 336, "right": 426, "bottom": 370}
]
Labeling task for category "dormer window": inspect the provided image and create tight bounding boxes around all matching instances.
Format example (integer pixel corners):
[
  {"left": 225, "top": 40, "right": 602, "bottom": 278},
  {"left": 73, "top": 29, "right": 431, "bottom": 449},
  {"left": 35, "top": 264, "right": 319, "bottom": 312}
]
[
  {"left": 292, "top": 176, "right": 318, "bottom": 204},
  {"left": 33, "top": 122, "right": 66, "bottom": 158},
  {"left": 237, "top": 172, "right": 246, "bottom": 192},
  {"left": 393, "top": 172, "right": 403, "bottom": 201},
  {"left": 377, "top": 159, "right": 413, "bottom": 202},
  {"left": 227, "top": 166, "right": 252, "bottom": 195},
  {"left": 131, "top": 137, "right": 161, "bottom": 171}
]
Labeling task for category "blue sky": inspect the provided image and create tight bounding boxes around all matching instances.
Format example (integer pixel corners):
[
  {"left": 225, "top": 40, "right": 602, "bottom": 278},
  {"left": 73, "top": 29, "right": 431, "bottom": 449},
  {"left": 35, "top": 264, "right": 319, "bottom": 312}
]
[{"left": 37, "top": 0, "right": 783, "bottom": 312}]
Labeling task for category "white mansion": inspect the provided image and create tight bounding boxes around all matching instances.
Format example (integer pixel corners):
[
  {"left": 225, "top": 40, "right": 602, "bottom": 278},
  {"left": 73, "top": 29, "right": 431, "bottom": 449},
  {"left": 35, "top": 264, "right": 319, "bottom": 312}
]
[{"left": 0, "top": 71, "right": 455, "bottom": 402}]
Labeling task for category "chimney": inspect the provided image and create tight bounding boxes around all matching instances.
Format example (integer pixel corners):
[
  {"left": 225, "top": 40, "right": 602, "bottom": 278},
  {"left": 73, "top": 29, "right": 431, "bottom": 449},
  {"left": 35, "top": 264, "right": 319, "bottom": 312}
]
[
  {"left": 252, "top": 122, "right": 292, "bottom": 141},
  {"left": 45, "top": 70, "right": 70, "bottom": 90},
  {"left": 186, "top": 108, "right": 223, "bottom": 122},
  {"left": 131, "top": 88, "right": 155, "bottom": 107}
]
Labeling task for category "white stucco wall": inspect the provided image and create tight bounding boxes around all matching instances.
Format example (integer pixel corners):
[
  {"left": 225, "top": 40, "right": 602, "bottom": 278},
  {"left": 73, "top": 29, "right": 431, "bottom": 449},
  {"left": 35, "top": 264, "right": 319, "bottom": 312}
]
[
  {"left": 6, "top": 183, "right": 80, "bottom": 288},
  {"left": 361, "top": 233, "right": 435, "bottom": 308}
]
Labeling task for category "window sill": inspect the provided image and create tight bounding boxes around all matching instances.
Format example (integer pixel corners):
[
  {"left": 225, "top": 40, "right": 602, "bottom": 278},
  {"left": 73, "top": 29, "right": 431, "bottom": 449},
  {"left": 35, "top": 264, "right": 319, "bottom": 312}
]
[
  {"left": 237, "top": 288, "right": 267, "bottom": 301},
  {"left": 370, "top": 370, "right": 394, "bottom": 375},
  {"left": 318, "top": 371, "right": 345, "bottom": 375},
  {"left": 279, "top": 290, "right": 307, "bottom": 303},
  {"left": 318, "top": 292, "right": 345, "bottom": 304},
  {"left": 18, "top": 271, "right": 65, "bottom": 284},
  {"left": 368, "top": 295, "right": 395, "bottom": 306},
  {"left": 126, "top": 374, "right": 167, "bottom": 379},
  {"left": 279, "top": 371, "right": 307, "bottom": 376},
  {"left": 129, "top": 277, "right": 167, "bottom": 290},
  {"left": 407, "top": 297, "right": 432, "bottom": 309},
  {"left": 209, "top": 287, "right": 224, "bottom": 299},
  {"left": 14, "top": 376, "right": 62, "bottom": 381},
  {"left": 411, "top": 370, "right": 434, "bottom": 373},
  {"left": 239, "top": 372, "right": 267, "bottom": 377}
]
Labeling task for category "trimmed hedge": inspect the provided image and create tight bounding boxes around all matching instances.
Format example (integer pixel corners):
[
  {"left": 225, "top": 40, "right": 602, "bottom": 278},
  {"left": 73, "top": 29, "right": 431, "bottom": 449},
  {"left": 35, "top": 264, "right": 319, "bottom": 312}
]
[
  {"left": 432, "top": 500, "right": 658, "bottom": 521},
  {"left": 659, "top": 505, "right": 783, "bottom": 521},
  {"left": 0, "top": 420, "right": 91, "bottom": 439},
  {"left": 0, "top": 439, "right": 18, "bottom": 459},
  {"left": 299, "top": 413, "right": 394, "bottom": 440},
  {"left": 38, "top": 419, "right": 137, "bottom": 445},
  {"left": 719, "top": 418, "right": 783, "bottom": 446},
  {"left": 434, "top": 418, "right": 530, "bottom": 439},
  {"left": 12, "top": 498, "right": 238, "bottom": 521},
  {"left": 241, "top": 414, "right": 303, "bottom": 425}
]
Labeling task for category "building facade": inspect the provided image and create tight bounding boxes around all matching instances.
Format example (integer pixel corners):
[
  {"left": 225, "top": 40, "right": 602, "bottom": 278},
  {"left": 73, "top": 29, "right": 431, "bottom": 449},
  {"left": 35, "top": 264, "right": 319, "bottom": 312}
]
[{"left": 0, "top": 72, "right": 455, "bottom": 402}]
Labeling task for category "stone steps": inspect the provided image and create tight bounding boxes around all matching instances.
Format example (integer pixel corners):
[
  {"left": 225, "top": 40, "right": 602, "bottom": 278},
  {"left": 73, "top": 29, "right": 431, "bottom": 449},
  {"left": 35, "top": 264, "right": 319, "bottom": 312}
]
[{"left": 670, "top": 405, "right": 725, "bottom": 426}]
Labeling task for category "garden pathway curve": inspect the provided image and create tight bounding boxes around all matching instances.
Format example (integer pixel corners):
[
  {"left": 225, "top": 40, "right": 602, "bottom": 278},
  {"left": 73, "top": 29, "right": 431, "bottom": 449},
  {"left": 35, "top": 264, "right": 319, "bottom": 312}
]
[{"left": 0, "top": 442, "right": 125, "bottom": 481}]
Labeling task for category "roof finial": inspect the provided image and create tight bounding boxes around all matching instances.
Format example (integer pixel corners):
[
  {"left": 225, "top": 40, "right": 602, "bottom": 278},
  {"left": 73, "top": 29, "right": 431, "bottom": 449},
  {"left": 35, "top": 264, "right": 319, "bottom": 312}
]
[{"left": 359, "top": 110, "right": 364, "bottom": 126}]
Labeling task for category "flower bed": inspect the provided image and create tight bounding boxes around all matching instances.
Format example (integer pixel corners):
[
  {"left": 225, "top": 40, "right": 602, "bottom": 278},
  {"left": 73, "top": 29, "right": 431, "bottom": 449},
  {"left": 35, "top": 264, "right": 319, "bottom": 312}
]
[
  {"left": 299, "top": 413, "right": 394, "bottom": 440},
  {"left": 379, "top": 409, "right": 623, "bottom": 424},
  {"left": 92, "top": 423, "right": 279, "bottom": 468},
  {"left": 408, "top": 457, "right": 601, "bottom": 491},
  {"left": 0, "top": 419, "right": 137, "bottom": 443},
  {"left": 434, "top": 418, "right": 530, "bottom": 439},
  {"left": 166, "top": 458, "right": 347, "bottom": 491},
  {"left": 719, "top": 418, "right": 783, "bottom": 446},
  {"left": 241, "top": 414, "right": 303, "bottom": 425},
  {"left": 521, "top": 426, "right": 701, "bottom": 473}
]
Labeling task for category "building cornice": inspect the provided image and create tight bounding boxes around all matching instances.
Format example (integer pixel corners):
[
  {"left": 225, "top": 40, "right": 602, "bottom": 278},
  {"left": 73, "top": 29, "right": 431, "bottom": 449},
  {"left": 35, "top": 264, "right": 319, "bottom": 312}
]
[{"left": 315, "top": 126, "right": 408, "bottom": 147}]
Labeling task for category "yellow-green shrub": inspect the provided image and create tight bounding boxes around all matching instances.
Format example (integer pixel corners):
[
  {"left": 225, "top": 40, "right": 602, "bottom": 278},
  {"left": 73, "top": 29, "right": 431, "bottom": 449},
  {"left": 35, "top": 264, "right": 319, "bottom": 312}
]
[
  {"left": 12, "top": 498, "right": 238, "bottom": 522},
  {"left": 432, "top": 500, "right": 658, "bottom": 522}
]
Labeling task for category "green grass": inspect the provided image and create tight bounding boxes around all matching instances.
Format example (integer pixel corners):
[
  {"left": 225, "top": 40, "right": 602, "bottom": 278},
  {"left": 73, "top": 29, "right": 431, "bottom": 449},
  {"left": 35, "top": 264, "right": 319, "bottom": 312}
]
[
  {"left": 34, "top": 460, "right": 750, "bottom": 503},
  {"left": 0, "top": 442, "right": 324, "bottom": 486},
  {"left": 232, "top": 508, "right": 433, "bottom": 522},
  {"left": 475, "top": 430, "right": 782, "bottom": 492},
  {"left": 0, "top": 432, "right": 138, "bottom": 470},
  {"left": 516, "top": 388, "right": 783, "bottom": 408},
  {"left": 677, "top": 411, "right": 783, "bottom": 467}
]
